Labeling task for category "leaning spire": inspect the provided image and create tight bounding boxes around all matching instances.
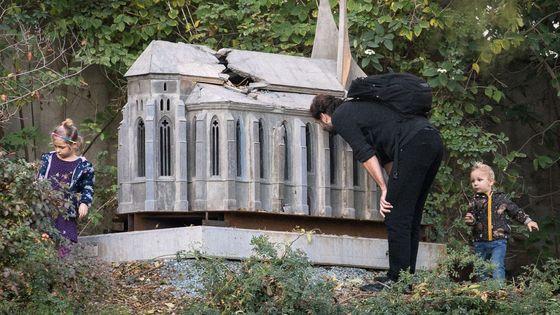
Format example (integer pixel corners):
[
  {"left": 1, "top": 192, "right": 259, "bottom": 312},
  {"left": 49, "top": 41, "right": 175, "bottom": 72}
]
[{"left": 311, "top": 0, "right": 366, "bottom": 89}]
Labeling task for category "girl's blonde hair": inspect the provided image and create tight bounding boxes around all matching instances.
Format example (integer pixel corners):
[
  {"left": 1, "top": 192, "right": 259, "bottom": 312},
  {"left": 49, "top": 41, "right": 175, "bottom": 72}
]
[
  {"left": 52, "top": 118, "right": 82, "bottom": 145},
  {"left": 471, "top": 162, "right": 495, "bottom": 181}
]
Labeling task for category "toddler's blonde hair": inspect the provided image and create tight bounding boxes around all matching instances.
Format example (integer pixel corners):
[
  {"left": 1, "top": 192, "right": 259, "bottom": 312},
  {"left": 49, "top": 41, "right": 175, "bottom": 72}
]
[{"left": 471, "top": 162, "right": 495, "bottom": 181}]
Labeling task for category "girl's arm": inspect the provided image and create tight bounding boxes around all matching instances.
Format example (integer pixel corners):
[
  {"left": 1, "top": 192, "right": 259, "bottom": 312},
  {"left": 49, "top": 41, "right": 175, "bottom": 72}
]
[{"left": 78, "top": 162, "right": 95, "bottom": 209}]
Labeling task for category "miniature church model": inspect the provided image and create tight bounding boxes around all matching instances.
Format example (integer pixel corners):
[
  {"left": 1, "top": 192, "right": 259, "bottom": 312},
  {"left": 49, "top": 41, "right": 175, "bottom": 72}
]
[{"left": 117, "top": 1, "right": 384, "bottom": 231}]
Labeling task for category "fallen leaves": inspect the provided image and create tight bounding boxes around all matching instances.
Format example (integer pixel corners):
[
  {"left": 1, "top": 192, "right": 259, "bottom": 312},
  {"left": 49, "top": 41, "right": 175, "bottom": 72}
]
[{"left": 110, "top": 260, "right": 186, "bottom": 314}]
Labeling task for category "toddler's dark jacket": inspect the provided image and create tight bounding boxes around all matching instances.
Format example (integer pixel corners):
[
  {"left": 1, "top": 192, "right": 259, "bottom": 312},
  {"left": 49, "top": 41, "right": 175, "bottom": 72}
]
[{"left": 466, "top": 191, "right": 533, "bottom": 242}]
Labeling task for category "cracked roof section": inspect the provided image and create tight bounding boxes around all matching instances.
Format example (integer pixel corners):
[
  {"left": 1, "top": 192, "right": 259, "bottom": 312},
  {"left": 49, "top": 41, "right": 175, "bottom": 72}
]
[
  {"left": 218, "top": 48, "right": 344, "bottom": 96},
  {"left": 185, "top": 83, "right": 315, "bottom": 111},
  {"left": 126, "top": 40, "right": 345, "bottom": 97}
]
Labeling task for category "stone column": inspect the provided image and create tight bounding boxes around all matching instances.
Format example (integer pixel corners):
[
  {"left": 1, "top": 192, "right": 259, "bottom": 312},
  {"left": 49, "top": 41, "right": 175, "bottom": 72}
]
[
  {"left": 341, "top": 142, "right": 356, "bottom": 218},
  {"left": 291, "top": 119, "right": 308, "bottom": 214},
  {"left": 224, "top": 114, "right": 237, "bottom": 209},
  {"left": 314, "top": 128, "right": 332, "bottom": 217},
  {"left": 117, "top": 102, "right": 132, "bottom": 212},
  {"left": 144, "top": 98, "right": 157, "bottom": 211},
  {"left": 247, "top": 116, "right": 262, "bottom": 210},
  {"left": 193, "top": 113, "right": 207, "bottom": 210},
  {"left": 270, "top": 123, "right": 285, "bottom": 212},
  {"left": 174, "top": 99, "right": 189, "bottom": 211},
  {"left": 330, "top": 135, "right": 342, "bottom": 217}
]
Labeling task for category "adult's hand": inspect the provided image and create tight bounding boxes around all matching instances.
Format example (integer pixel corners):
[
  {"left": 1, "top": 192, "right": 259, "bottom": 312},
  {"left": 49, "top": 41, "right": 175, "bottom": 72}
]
[{"left": 379, "top": 189, "right": 392, "bottom": 218}]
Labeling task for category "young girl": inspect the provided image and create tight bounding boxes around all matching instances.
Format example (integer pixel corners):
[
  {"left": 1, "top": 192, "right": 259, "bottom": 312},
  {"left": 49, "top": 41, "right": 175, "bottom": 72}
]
[
  {"left": 37, "top": 119, "right": 95, "bottom": 254},
  {"left": 464, "top": 162, "right": 538, "bottom": 281}
]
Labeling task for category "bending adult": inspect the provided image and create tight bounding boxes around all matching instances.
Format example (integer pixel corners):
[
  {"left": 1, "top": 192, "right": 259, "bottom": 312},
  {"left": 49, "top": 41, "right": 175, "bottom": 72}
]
[{"left": 309, "top": 94, "right": 443, "bottom": 291}]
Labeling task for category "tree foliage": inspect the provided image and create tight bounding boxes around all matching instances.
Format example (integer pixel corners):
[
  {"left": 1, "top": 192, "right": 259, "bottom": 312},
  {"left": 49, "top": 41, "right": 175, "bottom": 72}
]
[{"left": 1, "top": 0, "right": 559, "bottom": 257}]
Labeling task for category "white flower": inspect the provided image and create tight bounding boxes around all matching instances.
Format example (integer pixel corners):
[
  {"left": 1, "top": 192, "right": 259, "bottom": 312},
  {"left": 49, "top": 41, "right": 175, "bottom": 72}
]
[
  {"left": 364, "top": 49, "right": 375, "bottom": 55},
  {"left": 482, "top": 30, "right": 489, "bottom": 37},
  {"left": 437, "top": 68, "right": 447, "bottom": 74},
  {"left": 546, "top": 50, "right": 559, "bottom": 59},
  {"left": 553, "top": 21, "right": 559, "bottom": 29},
  {"left": 486, "top": 5, "right": 493, "bottom": 11}
]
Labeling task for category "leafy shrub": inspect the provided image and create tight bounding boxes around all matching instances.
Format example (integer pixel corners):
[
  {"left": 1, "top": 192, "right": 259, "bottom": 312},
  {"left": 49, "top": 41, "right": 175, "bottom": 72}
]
[
  {"left": 0, "top": 152, "right": 66, "bottom": 262},
  {"left": 0, "top": 152, "right": 120, "bottom": 314},
  {"left": 182, "top": 235, "right": 344, "bottom": 315},
  {"left": 347, "top": 246, "right": 560, "bottom": 314}
]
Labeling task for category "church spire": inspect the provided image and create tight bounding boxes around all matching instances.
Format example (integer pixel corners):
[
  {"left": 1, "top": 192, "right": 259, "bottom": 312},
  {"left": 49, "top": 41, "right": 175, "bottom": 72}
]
[
  {"left": 311, "top": 0, "right": 365, "bottom": 89},
  {"left": 336, "top": 0, "right": 351, "bottom": 87}
]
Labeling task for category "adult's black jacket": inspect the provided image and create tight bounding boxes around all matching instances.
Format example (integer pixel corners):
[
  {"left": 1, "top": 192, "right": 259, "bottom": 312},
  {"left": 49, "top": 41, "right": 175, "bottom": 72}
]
[{"left": 331, "top": 100, "right": 433, "bottom": 166}]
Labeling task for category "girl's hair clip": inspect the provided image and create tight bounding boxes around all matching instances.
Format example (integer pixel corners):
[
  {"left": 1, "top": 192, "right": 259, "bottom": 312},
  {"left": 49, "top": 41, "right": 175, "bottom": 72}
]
[{"left": 51, "top": 132, "right": 77, "bottom": 144}]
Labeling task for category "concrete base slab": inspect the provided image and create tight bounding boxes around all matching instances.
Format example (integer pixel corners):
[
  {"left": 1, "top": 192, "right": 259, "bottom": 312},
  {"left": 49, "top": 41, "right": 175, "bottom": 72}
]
[{"left": 80, "top": 226, "right": 445, "bottom": 270}]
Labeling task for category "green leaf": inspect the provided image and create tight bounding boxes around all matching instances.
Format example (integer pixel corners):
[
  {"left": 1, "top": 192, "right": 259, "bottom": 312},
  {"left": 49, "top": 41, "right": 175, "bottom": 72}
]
[
  {"left": 383, "top": 39, "right": 393, "bottom": 51},
  {"left": 423, "top": 67, "right": 438, "bottom": 77},
  {"left": 492, "top": 90, "right": 503, "bottom": 103},
  {"left": 168, "top": 9, "right": 178, "bottom": 19},
  {"left": 414, "top": 25, "right": 422, "bottom": 37},
  {"left": 465, "top": 103, "right": 476, "bottom": 114},
  {"left": 480, "top": 51, "right": 493, "bottom": 63},
  {"left": 123, "top": 33, "right": 134, "bottom": 47},
  {"left": 490, "top": 41, "right": 502, "bottom": 54}
]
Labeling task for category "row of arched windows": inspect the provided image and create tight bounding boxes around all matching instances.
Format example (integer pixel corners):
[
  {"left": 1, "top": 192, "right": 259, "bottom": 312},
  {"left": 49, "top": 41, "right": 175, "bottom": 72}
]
[
  {"left": 134, "top": 116, "right": 362, "bottom": 187},
  {"left": 134, "top": 98, "right": 171, "bottom": 112}
]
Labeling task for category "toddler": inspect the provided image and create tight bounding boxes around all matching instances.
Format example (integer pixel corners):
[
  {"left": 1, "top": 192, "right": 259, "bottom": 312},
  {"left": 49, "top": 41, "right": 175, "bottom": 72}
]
[{"left": 464, "top": 162, "right": 538, "bottom": 281}]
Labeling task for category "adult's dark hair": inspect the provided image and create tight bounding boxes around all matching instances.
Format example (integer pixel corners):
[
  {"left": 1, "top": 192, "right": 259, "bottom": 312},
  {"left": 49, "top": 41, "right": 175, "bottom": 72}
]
[{"left": 309, "top": 94, "right": 343, "bottom": 119}]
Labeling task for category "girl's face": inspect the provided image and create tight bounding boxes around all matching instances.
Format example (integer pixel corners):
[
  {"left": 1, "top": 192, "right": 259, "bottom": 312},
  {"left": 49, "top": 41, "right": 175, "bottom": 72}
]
[
  {"left": 52, "top": 137, "right": 78, "bottom": 160},
  {"left": 470, "top": 169, "right": 494, "bottom": 194}
]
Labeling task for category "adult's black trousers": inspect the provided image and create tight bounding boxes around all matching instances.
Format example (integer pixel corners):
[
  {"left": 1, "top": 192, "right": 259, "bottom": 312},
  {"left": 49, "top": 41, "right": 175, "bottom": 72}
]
[{"left": 384, "top": 127, "right": 443, "bottom": 281}]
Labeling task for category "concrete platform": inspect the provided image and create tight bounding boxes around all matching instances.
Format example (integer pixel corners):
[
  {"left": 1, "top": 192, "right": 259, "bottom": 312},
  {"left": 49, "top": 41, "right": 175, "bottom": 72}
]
[{"left": 80, "top": 226, "right": 446, "bottom": 270}]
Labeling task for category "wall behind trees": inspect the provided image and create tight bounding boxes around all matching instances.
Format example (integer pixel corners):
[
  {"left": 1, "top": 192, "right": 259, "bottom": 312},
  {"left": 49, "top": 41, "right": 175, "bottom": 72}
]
[{"left": 1, "top": 65, "right": 117, "bottom": 163}]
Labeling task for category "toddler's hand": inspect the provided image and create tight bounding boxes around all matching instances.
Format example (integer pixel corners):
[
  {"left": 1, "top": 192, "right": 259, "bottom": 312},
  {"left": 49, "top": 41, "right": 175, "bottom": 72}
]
[
  {"left": 464, "top": 213, "right": 474, "bottom": 224},
  {"left": 527, "top": 221, "right": 539, "bottom": 232}
]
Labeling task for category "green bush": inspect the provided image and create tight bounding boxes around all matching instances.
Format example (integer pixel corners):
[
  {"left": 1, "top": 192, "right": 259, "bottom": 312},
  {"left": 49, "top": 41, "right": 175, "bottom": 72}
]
[
  {"left": 181, "top": 236, "right": 559, "bottom": 314},
  {"left": 347, "top": 247, "right": 560, "bottom": 314},
  {"left": 0, "top": 152, "right": 120, "bottom": 314},
  {"left": 182, "top": 235, "right": 344, "bottom": 315},
  {"left": 0, "top": 152, "right": 66, "bottom": 263}
]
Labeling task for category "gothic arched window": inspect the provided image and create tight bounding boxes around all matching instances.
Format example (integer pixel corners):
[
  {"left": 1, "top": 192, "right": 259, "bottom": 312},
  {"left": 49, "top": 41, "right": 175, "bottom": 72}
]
[
  {"left": 159, "top": 118, "right": 172, "bottom": 176},
  {"left": 236, "top": 119, "right": 243, "bottom": 177},
  {"left": 305, "top": 123, "right": 313, "bottom": 174},
  {"left": 258, "top": 119, "right": 265, "bottom": 179},
  {"left": 211, "top": 117, "right": 220, "bottom": 176},
  {"left": 353, "top": 157, "right": 360, "bottom": 186},
  {"left": 137, "top": 119, "right": 145, "bottom": 177},
  {"left": 191, "top": 116, "right": 197, "bottom": 177},
  {"left": 282, "top": 122, "right": 290, "bottom": 181},
  {"left": 329, "top": 133, "right": 337, "bottom": 185}
]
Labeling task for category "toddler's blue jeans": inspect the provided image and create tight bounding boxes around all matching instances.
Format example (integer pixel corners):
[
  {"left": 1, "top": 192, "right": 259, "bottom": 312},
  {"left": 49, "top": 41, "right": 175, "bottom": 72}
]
[{"left": 474, "top": 239, "right": 507, "bottom": 281}]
